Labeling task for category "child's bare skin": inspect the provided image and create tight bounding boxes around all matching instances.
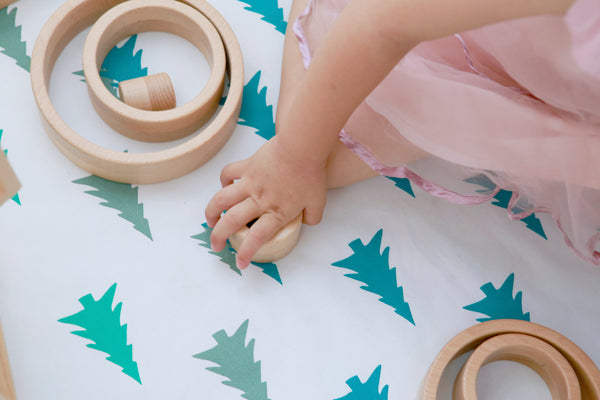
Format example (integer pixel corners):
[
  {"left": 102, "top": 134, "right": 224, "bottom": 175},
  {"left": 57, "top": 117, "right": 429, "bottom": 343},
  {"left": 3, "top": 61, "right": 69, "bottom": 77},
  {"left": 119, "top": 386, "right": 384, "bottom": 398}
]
[{"left": 205, "top": 0, "right": 574, "bottom": 270}]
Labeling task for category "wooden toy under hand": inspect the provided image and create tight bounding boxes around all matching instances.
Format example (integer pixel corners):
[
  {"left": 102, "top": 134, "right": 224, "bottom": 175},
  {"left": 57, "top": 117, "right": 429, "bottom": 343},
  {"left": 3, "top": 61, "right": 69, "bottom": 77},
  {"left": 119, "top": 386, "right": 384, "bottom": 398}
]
[
  {"left": 0, "top": 150, "right": 19, "bottom": 207},
  {"left": 0, "top": 320, "right": 16, "bottom": 400},
  {"left": 229, "top": 214, "right": 303, "bottom": 263},
  {"left": 421, "top": 319, "right": 600, "bottom": 400},
  {"left": 31, "top": 0, "right": 244, "bottom": 184}
]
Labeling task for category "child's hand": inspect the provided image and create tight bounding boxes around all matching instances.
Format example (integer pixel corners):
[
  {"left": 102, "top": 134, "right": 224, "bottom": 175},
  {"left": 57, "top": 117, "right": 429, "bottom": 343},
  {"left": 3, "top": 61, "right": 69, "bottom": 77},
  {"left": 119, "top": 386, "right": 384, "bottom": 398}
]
[{"left": 205, "top": 137, "right": 327, "bottom": 269}]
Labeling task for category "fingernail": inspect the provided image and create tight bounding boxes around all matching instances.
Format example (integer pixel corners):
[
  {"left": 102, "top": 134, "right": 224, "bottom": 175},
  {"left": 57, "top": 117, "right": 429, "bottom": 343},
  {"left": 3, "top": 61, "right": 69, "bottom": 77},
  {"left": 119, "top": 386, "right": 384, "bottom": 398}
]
[{"left": 236, "top": 256, "right": 247, "bottom": 270}]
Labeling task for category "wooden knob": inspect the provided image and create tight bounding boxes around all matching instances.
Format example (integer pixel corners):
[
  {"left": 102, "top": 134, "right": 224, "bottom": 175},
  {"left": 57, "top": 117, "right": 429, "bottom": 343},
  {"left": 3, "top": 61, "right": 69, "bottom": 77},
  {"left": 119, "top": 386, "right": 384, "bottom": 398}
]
[
  {"left": 454, "top": 333, "right": 581, "bottom": 400},
  {"left": 228, "top": 214, "right": 303, "bottom": 263},
  {"left": 118, "top": 73, "right": 176, "bottom": 111}
]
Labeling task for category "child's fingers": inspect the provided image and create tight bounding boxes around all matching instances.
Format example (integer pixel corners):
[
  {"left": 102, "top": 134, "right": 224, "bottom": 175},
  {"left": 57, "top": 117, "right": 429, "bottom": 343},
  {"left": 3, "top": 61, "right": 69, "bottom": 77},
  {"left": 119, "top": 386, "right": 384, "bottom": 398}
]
[
  {"left": 235, "top": 213, "right": 283, "bottom": 269},
  {"left": 210, "top": 197, "right": 260, "bottom": 253},
  {"left": 205, "top": 183, "right": 247, "bottom": 227},
  {"left": 303, "top": 203, "right": 325, "bottom": 226},
  {"left": 220, "top": 160, "right": 245, "bottom": 187}
]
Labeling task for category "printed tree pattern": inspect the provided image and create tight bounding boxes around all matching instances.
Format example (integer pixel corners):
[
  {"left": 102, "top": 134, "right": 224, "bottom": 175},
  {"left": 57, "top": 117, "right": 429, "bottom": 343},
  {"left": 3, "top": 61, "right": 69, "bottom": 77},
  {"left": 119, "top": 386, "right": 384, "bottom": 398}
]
[
  {"left": 386, "top": 176, "right": 414, "bottom": 197},
  {"left": 0, "top": 129, "right": 20, "bottom": 205},
  {"left": 0, "top": 6, "right": 30, "bottom": 72},
  {"left": 191, "top": 223, "right": 282, "bottom": 284},
  {"left": 332, "top": 229, "right": 415, "bottom": 325},
  {"left": 237, "top": 0, "right": 287, "bottom": 34},
  {"left": 194, "top": 319, "right": 270, "bottom": 400},
  {"left": 74, "top": 35, "right": 148, "bottom": 97},
  {"left": 464, "top": 273, "right": 530, "bottom": 322},
  {"left": 238, "top": 71, "right": 276, "bottom": 140},
  {"left": 335, "top": 366, "right": 389, "bottom": 400},
  {"left": 73, "top": 174, "right": 153, "bottom": 240},
  {"left": 465, "top": 174, "right": 547, "bottom": 239},
  {"left": 59, "top": 283, "right": 142, "bottom": 384}
]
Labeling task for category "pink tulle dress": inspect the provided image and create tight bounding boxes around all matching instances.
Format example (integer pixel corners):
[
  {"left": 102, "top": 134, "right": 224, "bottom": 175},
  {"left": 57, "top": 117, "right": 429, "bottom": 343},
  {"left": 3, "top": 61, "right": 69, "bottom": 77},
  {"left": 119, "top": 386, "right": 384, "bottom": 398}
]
[{"left": 294, "top": 0, "right": 600, "bottom": 265}]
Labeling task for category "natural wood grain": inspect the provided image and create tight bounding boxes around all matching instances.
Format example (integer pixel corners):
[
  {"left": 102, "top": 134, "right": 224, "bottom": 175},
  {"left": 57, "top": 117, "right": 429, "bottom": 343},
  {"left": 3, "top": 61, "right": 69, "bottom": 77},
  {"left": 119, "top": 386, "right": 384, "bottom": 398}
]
[
  {"left": 454, "top": 333, "right": 581, "bottom": 400},
  {"left": 420, "top": 320, "right": 600, "bottom": 400},
  {"left": 0, "top": 320, "right": 16, "bottom": 400},
  {"left": 119, "top": 73, "right": 177, "bottom": 112},
  {"left": 0, "top": 1, "right": 18, "bottom": 9},
  {"left": 84, "top": 0, "right": 226, "bottom": 142},
  {"left": 31, "top": 0, "right": 244, "bottom": 184},
  {"left": 0, "top": 149, "right": 20, "bottom": 207},
  {"left": 228, "top": 214, "right": 303, "bottom": 263}
]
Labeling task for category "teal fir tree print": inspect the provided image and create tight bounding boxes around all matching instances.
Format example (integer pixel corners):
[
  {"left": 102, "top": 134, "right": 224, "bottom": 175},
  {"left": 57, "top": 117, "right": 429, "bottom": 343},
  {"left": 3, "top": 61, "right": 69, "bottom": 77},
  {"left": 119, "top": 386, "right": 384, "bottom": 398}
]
[
  {"left": 59, "top": 283, "right": 142, "bottom": 384},
  {"left": 0, "top": 129, "right": 20, "bottom": 205},
  {"left": 464, "top": 273, "right": 530, "bottom": 322},
  {"left": 73, "top": 174, "right": 153, "bottom": 240},
  {"left": 238, "top": 71, "right": 276, "bottom": 140},
  {"left": 335, "top": 366, "right": 389, "bottom": 400},
  {"left": 386, "top": 176, "right": 415, "bottom": 197},
  {"left": 191, "top": 223, "right": 282, "bottom": 284},
  {"left": 194, "top": 319, "right": 270, "bottom": 400},
  {"left": 464, "top": 174, "right": 546, "bottom": 239},
  {"left": 74, "top": 35, "right": 148, "bottom": 97},
  {"left": 332, "top": 229, "right": 415, "bottom": 325},
  {"left": 237, "top": 0, "right": 287, "bottom": 34},
  {"left": 0, "top": 6, "right": 31, "bottom": 72}
]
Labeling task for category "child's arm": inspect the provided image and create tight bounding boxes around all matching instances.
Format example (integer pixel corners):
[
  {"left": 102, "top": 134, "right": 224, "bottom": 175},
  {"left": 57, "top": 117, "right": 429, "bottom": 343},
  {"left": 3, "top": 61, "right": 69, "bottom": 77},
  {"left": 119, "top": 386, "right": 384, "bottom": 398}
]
[{"left": 206, "top": 0, "right": 574, "bottom": 269}]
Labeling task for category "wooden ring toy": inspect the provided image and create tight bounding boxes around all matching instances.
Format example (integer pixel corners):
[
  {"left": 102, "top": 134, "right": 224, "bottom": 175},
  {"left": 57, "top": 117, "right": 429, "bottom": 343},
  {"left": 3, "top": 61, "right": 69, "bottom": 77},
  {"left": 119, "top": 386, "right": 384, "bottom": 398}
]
[
  {"left": 83, "top": 0, "right": 226, "bottom": 143},
  {"left": 421, "top": 320, "right": 600, "bottom": 400},
  {"left": 31, "top": 0, "right": 244, "bottom": 184},
  {"left": 228, "top": 214, "right": 303, "bottom": 263},
  {"left": 454, "top": 333, "right": 581, "bottom": 400},
  {"left": 119, "top": 72, "right": 177, "bottom": 112}
]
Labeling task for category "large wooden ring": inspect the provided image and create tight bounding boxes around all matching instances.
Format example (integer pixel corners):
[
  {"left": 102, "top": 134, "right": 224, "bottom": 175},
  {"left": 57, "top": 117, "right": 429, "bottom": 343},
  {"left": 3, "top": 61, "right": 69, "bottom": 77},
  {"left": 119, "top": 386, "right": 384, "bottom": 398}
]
[
  {"left": 454, "top": 333, "right": 581, "bottom": 400},
  {"left": 31, "top": 0, "right": 243, "bottom": 184},
  {"left": 83, "top": 0, "right": 226, "bottom": 143},
  {"left": 421, "top": 320, "right": 600, "bottom": 399}
]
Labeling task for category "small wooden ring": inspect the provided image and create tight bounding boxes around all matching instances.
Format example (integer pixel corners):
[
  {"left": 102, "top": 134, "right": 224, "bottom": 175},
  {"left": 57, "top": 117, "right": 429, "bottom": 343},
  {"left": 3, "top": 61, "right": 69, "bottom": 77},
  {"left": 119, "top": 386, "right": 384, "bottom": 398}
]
[
  {"left": 31, "top": 0, "right": 244, "bottom": 184},
  {"left": 83, "top": 0, "right": 226, "bottom": 142},
  {"left": 420, "top": 320, "right": 600, "bottom": 400},
  {"left": 228, "top": 214, "right": 303, "bottom": 263},
  {"left": 454, "top": 333, "right": 581, "bottom": 400},
  {"left": 119, "top": 72, "right": 177, "bottom": 112}
]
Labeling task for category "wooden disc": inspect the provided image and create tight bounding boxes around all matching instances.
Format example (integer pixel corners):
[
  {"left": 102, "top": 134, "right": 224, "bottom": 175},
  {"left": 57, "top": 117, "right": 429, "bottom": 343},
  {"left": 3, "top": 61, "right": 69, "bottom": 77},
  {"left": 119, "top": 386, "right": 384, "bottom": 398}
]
[
  {"left": 118, "top": 72, "right": 177, "bottom": 112},
  {"left": 454, "top": 333, "right": 581, "bottom": 400},
  {"left": 420, "top": 320, "right": 600, "bottom": 400},
  {"left": 228, "top": 214, "right": 303, "bottom": 263},
  {"left": 83, "top": 0, "right": 226, "bottom": 143},
  {"left": 30, "top": 0, "right": 244, "bottom": 184}
]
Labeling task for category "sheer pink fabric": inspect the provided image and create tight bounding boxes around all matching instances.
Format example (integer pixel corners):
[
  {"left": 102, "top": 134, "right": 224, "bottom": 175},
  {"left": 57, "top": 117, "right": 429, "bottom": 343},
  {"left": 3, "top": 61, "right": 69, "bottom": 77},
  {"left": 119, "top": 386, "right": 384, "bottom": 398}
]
[{"left": 294, "top": 0, "right": 600, "bottom": 264}]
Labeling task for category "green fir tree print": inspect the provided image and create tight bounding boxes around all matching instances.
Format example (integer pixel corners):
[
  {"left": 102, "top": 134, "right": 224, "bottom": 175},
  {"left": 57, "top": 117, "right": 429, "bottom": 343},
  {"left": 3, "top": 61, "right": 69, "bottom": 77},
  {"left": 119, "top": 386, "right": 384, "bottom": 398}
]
[
  {"left": 59, "top": 283, "right": 141, "bottom": 384},
  {"left": 74, "top": 35, "right": 148, "bottom": 97},
  {"left": 191, "top": 223, "right": 282, "bottom": 284},
  {"left": 0, "top": 129, "right": 20, "bottom": 205},
  {"left": 386, "top": 176, "right": 414, "bottom": 197},
  {"left": 335, "top": 366, "right": 389, "bottom": 400},
  {"left": 237, "top": 0, "right": 287, "bottom": 34},
  {"left": 464, "top": 174, "right": 546, "bottom": 239},
  {"left": 332, "top": 229, "right": 415, "bottom": 325},
  {"left": 464, "top": 273, "right": 530, "bottom": 322},
  {"left": 194, "top": 319, "right": 270, "bottom": 400},
  {"left": 0, "top": 6, "right": 30, "bottom": 72},
  {"left": 238, "top": 71, "right": 276, "bottom": 140},
  {"left": 73, "top": 174, "right": 153, "bottom": 240}
]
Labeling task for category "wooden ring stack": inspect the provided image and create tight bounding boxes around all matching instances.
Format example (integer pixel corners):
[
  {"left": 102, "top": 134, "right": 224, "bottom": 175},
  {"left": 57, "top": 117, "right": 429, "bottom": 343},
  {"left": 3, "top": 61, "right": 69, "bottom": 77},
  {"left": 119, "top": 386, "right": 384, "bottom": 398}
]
[
  {"left": 83, "top": 0, "right": 227, "bottom": 143},
  {"left": 31, "top": 0, "right": 244, "bottom": 184},
  {"left": 421, "top": 319, "right": 600, "bottom": 400}
]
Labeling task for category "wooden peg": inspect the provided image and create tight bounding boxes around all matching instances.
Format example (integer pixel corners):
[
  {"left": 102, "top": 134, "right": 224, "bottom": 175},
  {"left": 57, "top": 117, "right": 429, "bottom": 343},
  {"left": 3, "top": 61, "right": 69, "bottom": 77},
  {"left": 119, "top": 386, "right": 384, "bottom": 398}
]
[
  {"left": 0, "top": 149, "right": 20, "bottom": 206},
  {"left": 119, "top": 73, "right": 176, "bottom": 111},
  {"left": 454, "top": 333, "right": 581, "bottom": 400},
  {"left": 31, "top": 0, "right": 244, "bottom": 184},
  {"left": 228, "top": 214, "right": 303, "bottom": 263},
  {"left": 0, "top": 320, "right": 16, "bottom": 400}
]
